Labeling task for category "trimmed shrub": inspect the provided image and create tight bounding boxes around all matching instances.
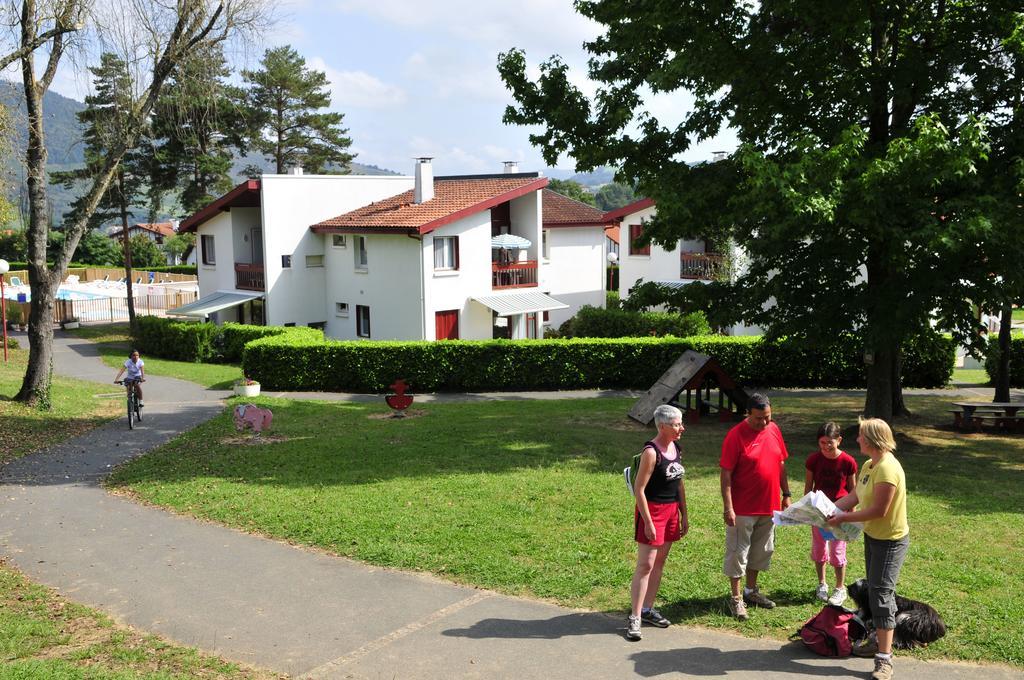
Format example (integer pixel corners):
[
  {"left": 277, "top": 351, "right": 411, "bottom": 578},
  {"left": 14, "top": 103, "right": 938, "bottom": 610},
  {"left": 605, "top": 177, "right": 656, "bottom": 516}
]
[
  {"left": 134, "top": 316, "right": 220, "bottom": 362},
  {"left": 242, "top": 330, "right": 955, "bottom": 393},
  {"left": 559, "top": 305, "right": 711, "bottom": 338},
  {"left": 134, "top": 317, "right": 324, "bottom": 364},
  {"left": 984, "top": 331, "right": 1024, "bottom": 387}
]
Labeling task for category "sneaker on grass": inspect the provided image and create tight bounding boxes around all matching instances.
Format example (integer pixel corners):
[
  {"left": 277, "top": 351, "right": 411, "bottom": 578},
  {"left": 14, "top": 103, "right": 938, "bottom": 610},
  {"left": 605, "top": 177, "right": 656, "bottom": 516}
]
[
  {"left": 626, "top": 614, "right": 642, "bottom": 640},
  {"left": 641, "top": 608, "right": 670, "bottom": 628},
  {"left": 743, "top": 587, "right": 776, "bottom": 609},
  {"left": 727, "top": 596, "right": 749, "bottom": 621},
  {"left": 827, "top": 586, "right": 847, "bottom": 606},
  {"left": 815, "top": 583, "right": 829, "bottom": 602}
]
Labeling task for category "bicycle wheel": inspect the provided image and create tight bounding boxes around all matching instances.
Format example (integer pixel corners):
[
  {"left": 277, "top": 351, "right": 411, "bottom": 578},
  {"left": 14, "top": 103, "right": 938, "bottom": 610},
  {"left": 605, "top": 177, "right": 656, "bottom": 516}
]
[
  {"left": 136, "top": 399, "right": 142, "bottom": 422},
  {"left": 127, "top": 394, "right": 135, "bottom": 430}
]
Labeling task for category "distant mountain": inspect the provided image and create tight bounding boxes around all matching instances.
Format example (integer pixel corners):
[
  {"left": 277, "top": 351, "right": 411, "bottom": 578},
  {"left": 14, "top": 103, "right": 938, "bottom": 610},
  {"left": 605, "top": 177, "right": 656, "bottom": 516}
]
[
  {"left": 543, "top": 166, "right": 617, "bottom": 188},
  {"left": 0, "top": 80, "right": 398, "bottom": 225}
]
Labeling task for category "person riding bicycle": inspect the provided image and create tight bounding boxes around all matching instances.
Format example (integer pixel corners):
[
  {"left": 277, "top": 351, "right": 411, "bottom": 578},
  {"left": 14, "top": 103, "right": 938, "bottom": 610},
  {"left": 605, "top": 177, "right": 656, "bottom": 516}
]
[{"left": 114, "top": 349, "right": 145, "bottom": 408}]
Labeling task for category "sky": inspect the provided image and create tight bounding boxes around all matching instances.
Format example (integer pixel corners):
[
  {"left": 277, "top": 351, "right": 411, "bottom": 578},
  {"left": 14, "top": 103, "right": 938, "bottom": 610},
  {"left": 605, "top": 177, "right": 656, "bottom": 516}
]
[{"left": 38, "top": 0, "right": 738, "bottom": 179}]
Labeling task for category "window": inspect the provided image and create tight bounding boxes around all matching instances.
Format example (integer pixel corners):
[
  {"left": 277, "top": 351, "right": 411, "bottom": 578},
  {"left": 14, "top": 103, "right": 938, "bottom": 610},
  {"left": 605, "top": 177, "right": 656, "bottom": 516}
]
[
  {"left": 355, "top": 236, "right": 368, "bottom": 269},
  {"left": 356, "top": 305, "right": 371, "bottom": 338},
  {"left": 433, "top": 236, "right": 459, "bottom": 270},
  {"left": 305, "top": 254, "right": 324, "bottom": 267},
  {"left": 308, "top": 321, "right": 326, "bottom": 330},
  {"left": 435, "top": 310, "right": 459, "bottom": 340},
  {"left": 629, "top": 224, "right": 650, "bottom": 256},
  {"left": 332, "top": 234, "right": 347, "bottom": 248},
  {"left": 335, "top": 302, "right": 349, "bottom": 317},
  {"left": 281, "top": 254, "right": 292, "bottom": 268},
  {"left": 542, "top": 229, "right": 550, "bottom": 260},
  {"left": 201, "top": 235, "right": 216, "bottom": 265}
]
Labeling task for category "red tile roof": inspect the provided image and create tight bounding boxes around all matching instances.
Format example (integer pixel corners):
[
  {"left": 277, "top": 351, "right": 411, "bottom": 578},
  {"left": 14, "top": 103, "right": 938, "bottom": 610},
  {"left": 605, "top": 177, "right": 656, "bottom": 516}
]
[
  {"left": 604, "top": 225, "right": 619, "bottom": 244},
  {"left": 603, "top": 197, "right": 655, "bottom": 223},
  {"left": 109, "top": 222, "right": 176, "bottom": 238},
  {"left": 312, "top": 176, "right": 548, "bottom": 235},
  {"left": 180, "top": 180, "right": 261, "bottom": 233},
  {"left": 542, "top": 189, "right": 611, "bottom": 227}
]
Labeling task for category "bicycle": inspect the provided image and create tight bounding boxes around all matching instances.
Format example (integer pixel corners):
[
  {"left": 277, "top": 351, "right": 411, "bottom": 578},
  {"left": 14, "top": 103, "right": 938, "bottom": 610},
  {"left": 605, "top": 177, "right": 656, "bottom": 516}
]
[{"left": 115, "top": 378, "right": 144, "bottom": 429}]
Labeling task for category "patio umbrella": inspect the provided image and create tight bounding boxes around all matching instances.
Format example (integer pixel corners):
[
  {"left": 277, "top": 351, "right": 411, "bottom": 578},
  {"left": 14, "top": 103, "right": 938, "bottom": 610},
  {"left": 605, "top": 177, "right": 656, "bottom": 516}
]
[{"left": 490, "top": 234, "right": 532, "bottom": 250}]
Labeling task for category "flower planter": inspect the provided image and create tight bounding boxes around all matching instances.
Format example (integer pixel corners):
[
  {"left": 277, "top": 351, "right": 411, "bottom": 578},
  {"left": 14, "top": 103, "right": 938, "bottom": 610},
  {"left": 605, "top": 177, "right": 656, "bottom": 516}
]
[
  {"left": 234, "top": 383, "right": 260, "bottom": 397},
  {"left": 63, "top": 321, "right": 80, "bottom": 330}
]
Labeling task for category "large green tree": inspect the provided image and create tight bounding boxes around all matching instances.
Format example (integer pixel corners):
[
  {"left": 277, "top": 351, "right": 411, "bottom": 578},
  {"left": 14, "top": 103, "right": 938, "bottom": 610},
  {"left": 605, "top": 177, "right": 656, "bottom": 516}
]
[
  {"left": 239, "top": 45, "right": 355, "bottom": 174},
  {"left": 15, "top": 0, "right": 270, "bottom": 406},
  {"left": 149, "top": 44, "right": 241, "bottom": 216},
  {"left": 499, "top": 1, "right": 1023, "bottom": 420},
  {"left": 51, "top": 52, "right": 153, "bottom": 331},
  {"left": 547, "top": 178, "right": 596, "bottom": 206}
]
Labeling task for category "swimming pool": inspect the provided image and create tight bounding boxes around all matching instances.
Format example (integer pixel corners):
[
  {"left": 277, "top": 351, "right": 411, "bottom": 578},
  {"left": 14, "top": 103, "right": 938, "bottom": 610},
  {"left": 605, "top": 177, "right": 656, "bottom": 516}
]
[{"left": 3, "top": 287, "right": 112, "bottom": 302}]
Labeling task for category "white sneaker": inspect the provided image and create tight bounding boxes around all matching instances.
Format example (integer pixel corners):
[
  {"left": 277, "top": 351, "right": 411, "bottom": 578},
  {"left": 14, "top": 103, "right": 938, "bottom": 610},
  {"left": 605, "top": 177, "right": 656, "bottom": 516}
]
[
  {"left": 828, "top": 586, "right": 847, "bottom": 606},
  {"left": 815, "top": 583, "right": 829, "bottom": 602},
  {"left": 626, "top": 614, "right": 642, "bottom": 640}
]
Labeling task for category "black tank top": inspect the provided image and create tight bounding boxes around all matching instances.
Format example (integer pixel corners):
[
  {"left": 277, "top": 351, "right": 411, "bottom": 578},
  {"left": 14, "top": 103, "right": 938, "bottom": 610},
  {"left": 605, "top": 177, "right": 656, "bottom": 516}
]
[{"left": 642, "top": 439, "right": 684, "bottom": 503}]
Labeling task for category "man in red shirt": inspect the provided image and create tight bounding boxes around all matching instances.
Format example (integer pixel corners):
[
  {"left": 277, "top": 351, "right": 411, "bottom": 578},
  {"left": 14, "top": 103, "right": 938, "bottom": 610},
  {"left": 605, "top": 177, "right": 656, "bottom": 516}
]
[{"left": 720, "top": 393, "right": 792, "bottom": 620}]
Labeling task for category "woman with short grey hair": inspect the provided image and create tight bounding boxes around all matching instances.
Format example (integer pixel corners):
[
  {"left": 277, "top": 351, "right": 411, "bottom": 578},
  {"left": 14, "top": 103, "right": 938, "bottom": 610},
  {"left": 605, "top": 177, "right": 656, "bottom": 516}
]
[{"left": 626, "top": 403, "right": 688, "bottom": 641}]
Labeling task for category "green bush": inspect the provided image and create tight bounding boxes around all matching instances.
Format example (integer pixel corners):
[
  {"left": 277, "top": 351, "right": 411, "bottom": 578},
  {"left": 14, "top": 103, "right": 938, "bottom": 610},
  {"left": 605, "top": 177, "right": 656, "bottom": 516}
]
[
  {"left": 4, "top": 336, "right": 18, "bottom": 349},
  {"left": 242, "top": 330, "right": 954, "bottom": 393},
  {"left": 134, "top": 317, "right": 323, "bottom": 364},
  {"left": 559, "top": 305, "right": 711, "bottom": 338},
  {"left": 134, "top": 316, "right": 220, "bottom": 362},
  {"left": 984, "top": 331, "right": 1024, "bottom": 387}
]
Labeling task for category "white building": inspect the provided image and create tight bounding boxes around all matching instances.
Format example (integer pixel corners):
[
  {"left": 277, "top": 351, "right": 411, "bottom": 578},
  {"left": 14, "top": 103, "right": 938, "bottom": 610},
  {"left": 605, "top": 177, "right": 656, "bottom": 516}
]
[
  {"left": 175, "top": 161, "right": 577, "bottom": 340},
  {"left": 605, "top": 198, "right": 760, "bottom": 336},
  {"left": 108, "top": 221, "right": 182, "bottom": 264},
  {"left": 540, "top": 188, "right": 613, "bottom": 330}
]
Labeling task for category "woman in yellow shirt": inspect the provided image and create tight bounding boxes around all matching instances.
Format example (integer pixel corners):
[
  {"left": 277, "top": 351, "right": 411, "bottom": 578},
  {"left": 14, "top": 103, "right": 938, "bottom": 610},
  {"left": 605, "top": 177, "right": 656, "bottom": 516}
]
[{"left": 828, "top": 418, "right": 908, "bottom": 680}]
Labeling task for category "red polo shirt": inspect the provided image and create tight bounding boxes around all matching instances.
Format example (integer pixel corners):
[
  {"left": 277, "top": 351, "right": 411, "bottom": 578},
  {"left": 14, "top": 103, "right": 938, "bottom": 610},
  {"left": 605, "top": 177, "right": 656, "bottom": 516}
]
[{"left": 720, "top": 420, "right": 789, "bottom": 515}]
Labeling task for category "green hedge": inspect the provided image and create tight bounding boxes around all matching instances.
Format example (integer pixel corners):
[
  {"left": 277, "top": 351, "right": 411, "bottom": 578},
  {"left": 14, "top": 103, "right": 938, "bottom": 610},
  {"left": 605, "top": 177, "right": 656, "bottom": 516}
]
[
  {"left": 134, "top": 317, "right": 322, "bottom": 363},
  {"left": 242, "top": 331, "right": 955, "bottom": 393},
  {"left": 559, "top": 305, "right": 711, "bottom": 338},
  {"left": 984, "top": 332, "right": 1024, "bottom": 387}
]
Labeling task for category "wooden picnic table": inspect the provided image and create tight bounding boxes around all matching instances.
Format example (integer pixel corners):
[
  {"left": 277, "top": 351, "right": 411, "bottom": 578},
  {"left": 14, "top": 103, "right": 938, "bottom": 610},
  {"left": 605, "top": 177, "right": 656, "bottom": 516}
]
[{"left": 950, "top": 402, "right": 1024, "bottom": 430}]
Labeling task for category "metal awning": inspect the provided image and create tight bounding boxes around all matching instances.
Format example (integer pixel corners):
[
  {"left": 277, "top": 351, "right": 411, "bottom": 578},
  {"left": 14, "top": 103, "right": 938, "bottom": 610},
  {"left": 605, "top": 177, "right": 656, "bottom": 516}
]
[
  {"left": 167, "top": 290, "right": 263, "bottom": 317},
  {"left": 471, "top": 291, "right": 569, "bottom": 317}
]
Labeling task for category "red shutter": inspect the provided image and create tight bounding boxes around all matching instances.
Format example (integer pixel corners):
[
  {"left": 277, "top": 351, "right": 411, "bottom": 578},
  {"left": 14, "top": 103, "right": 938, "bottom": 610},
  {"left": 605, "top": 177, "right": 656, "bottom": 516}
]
[{"left": 435, "top": 310, "right": 459, "bottom": 340}]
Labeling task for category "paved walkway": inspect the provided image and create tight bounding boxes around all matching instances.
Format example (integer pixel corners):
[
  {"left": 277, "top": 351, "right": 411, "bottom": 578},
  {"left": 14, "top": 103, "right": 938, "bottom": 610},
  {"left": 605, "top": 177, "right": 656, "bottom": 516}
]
[{"left": 1, "top": 332, "right": 1021, "bottom": 679}]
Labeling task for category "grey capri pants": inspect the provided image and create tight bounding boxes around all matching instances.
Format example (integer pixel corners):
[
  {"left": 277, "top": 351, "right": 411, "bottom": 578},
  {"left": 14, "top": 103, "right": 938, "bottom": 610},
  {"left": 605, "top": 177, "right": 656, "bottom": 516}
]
[{"left": 863, "top": 533, "right": 910, "bottom": 630}]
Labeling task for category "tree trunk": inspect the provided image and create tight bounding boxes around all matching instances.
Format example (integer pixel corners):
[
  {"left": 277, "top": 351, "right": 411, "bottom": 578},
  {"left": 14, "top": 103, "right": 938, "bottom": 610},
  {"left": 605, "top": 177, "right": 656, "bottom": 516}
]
[
  {"left": 994, "top": 302, "right": 1013, "bottom": 403},
  {"left": 864, "top": 340, "right": 897, "bottom": 422},
  {"left": 16, "top": 48, "right": 56, "bottom": 406},
  {"left": 119, "top": 174, "right": 138, "bottom": 335}
]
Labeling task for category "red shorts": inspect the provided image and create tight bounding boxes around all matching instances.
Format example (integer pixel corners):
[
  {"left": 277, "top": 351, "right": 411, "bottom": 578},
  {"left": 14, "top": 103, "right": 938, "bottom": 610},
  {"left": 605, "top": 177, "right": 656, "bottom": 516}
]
[{"left": 635, "top": 501, "right": 681, "bottom": 546}]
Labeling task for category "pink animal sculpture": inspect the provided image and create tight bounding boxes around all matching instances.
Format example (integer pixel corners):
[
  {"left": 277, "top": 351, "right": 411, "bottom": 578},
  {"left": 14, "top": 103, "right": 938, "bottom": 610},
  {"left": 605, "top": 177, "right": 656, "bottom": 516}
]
[{"left": 234, "top": 404, "right": 273, "bottom": 434}]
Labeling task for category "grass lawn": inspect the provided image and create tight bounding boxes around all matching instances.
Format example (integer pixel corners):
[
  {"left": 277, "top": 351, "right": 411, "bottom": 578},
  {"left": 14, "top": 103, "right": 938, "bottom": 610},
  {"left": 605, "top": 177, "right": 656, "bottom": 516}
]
[
  {"left": 0, "top": 347, "right": 120, "bottom": 464},
  {"left": 107, "top": 394, "right": 1024, "bottom": 668},
  {"left": 951, "top": 368, "right": 990, "bottom": 386},
  {"left": 1014, "top": 308, "right": 1023, "bottom": 323},
  {"left": 0, "top": 560, "right": 278, "bottom": 679},
  {"left": 66, "top": 324, "right": 243, "bottom": 389}
]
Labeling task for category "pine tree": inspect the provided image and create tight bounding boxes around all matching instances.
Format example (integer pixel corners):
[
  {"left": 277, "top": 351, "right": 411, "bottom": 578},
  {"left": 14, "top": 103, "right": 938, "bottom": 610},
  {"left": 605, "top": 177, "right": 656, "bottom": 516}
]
[
  {"left": 240, "top": 46, "right": 354, "bottom": 174},
  {"left": 149, "top": 44, "right": 241, "bottom": 216}
]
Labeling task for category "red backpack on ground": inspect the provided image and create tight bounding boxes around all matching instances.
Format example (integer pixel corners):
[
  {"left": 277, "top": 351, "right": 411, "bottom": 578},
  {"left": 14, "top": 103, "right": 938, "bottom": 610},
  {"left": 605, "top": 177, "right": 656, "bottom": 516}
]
[{"left": 791, "top": 605, "right": 868, "bottom": 657}]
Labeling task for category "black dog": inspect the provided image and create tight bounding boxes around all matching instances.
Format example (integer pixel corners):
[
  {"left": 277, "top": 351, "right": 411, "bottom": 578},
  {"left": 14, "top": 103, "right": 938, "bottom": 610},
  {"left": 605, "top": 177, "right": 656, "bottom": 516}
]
[{"left": 848, "top": 578, "right": 946, "bottom": 649}]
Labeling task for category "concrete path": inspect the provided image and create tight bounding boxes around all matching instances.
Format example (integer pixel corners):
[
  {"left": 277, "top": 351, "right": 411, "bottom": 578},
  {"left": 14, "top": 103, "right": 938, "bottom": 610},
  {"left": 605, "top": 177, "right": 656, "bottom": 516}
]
[{"left": 1, "top": 332, "right": 1021, "bottom": 679}]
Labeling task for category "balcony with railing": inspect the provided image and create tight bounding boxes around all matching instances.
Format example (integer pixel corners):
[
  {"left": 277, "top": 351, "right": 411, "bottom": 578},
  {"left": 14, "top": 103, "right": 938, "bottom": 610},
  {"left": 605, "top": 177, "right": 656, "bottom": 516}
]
[
  {"left": 492, "top": 260, "right": 538, "bottom": 289},
  {"left": 235, "top": 263, "right": 265, "bottom": 291},
  {"left": 680, "top": 252, "right": 724, "bottom": 280}
]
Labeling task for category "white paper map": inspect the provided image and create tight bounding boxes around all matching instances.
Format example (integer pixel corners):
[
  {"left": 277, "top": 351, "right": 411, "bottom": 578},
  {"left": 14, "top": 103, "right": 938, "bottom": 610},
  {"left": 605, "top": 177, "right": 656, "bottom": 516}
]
[{"left": 772, "top": 490, "right": 863, "bottom": 542}]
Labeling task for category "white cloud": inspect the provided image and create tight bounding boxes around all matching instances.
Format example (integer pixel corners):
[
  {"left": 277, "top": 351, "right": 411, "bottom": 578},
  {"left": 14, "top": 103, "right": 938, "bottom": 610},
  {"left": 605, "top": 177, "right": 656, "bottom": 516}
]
[
  {"left": 307, "top": 56, "right": 407, "bottom": 109},
  {"left": 334, "top": 0, "right": 601, "bottom": 55},
  {"left": 403, "top": 49, "right": 508, "bottom": 101}
]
